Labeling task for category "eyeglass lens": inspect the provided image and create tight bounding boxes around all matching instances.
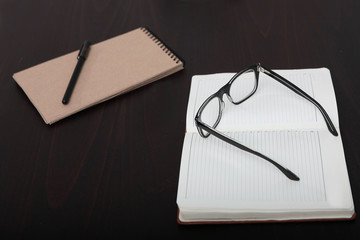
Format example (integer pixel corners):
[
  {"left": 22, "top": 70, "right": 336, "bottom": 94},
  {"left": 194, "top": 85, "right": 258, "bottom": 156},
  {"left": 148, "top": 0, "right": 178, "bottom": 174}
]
[
  {"left": 229, "top": 69, "right": 256, "bottom": 103},
  {"left": 200, "top": 69, "right": 257, "bottom": 132},
  {"left": 200, "top": 97, "right": 221, "bottom": 136}
]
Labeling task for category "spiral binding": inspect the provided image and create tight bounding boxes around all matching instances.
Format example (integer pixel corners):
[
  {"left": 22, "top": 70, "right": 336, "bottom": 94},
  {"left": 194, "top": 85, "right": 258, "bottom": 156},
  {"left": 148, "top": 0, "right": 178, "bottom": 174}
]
[{"left": 140, "top": 27, "right": 183, "bottom": 65}]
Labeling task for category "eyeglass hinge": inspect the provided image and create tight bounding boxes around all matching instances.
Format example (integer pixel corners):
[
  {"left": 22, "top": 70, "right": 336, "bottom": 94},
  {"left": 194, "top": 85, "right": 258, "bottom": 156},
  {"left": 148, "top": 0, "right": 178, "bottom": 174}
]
[{"left": 257, "top": 65, "right": 269, "bottom": 74}]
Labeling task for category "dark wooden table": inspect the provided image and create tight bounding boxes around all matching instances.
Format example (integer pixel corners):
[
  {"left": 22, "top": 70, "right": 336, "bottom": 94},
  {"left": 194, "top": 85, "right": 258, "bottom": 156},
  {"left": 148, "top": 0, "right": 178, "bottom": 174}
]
[{"left": 1, "top": 0, "right": 359, "bottom": 238}]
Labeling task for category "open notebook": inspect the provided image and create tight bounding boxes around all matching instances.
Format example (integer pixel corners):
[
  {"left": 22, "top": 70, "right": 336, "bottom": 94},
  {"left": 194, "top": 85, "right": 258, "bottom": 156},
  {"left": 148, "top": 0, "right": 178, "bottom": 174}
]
[{"left": 176, "top": 68, "right": 355, "bottom": 224}]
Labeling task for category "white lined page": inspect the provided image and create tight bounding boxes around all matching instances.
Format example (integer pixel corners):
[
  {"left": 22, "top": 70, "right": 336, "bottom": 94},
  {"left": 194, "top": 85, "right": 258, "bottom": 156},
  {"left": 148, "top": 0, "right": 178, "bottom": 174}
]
[
  {"left": 186, "top": 69, "right": 335, "bottom": 133},
  {"left": 184, "top": 130, "right": 326, "bottom": 202}
]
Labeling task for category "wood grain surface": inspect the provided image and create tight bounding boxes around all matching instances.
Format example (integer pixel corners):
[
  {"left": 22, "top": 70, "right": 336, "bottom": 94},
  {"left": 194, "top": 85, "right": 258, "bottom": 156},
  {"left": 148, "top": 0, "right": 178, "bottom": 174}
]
[{"left": 0, "top": 0, "right": 359, "bottom": 238}]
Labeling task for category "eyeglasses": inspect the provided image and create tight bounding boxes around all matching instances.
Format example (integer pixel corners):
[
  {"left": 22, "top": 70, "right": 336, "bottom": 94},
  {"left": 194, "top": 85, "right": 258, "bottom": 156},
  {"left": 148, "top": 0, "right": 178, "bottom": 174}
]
[{"left": 195, "top": 63, "right": 338, "bottom": 181}]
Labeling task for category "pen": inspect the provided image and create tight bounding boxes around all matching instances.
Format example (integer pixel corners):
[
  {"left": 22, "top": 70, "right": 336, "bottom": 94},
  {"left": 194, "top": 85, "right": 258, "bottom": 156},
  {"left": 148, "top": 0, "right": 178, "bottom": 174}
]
[{"left": 62, "top": 41, "right": 91, "bottom": 104}]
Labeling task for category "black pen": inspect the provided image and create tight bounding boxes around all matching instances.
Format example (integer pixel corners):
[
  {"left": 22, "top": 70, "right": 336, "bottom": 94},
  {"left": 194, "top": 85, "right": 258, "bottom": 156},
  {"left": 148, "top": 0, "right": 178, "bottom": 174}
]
[{"left": 62, "top": 41, "right": 91, "bottom": 104}]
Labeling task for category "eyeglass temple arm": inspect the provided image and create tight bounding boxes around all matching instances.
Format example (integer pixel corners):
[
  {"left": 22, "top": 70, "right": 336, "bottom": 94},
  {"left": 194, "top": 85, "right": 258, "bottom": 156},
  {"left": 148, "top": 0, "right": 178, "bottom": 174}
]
[
  {"left": 260, "top": 66, "right": 338, "bottom": 136},
  {"left": 196, "top": 120, "right": 300, "bottom": 181}
]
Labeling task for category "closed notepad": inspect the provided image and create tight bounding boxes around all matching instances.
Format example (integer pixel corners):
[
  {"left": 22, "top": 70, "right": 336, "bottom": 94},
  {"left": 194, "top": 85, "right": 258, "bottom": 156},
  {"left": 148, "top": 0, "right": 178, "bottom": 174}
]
[{"left": 13, "top": 27, "right": 184, "bottom": 124}]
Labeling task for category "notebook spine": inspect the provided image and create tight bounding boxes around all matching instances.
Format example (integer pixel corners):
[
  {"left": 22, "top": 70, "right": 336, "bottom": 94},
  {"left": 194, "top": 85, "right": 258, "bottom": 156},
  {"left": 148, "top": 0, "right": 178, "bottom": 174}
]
[{"left": 140, "top": 27, "right": 185, "bottom": 66}]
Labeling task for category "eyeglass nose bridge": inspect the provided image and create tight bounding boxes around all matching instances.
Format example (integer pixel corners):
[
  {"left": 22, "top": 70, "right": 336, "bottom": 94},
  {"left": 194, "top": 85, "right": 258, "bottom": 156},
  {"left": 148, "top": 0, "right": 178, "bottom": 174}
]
[
  {"left": 225, "top": 94, "right": 233, "bottom": 103},
  {"left": 217, "top": 83, "right": 233, "bottom": 103}
]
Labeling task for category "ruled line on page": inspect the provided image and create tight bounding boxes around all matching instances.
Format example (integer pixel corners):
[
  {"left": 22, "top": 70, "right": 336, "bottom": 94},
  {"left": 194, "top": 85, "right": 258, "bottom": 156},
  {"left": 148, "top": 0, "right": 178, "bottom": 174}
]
[{"left": 185, "top": 131, "right": 326, "bottom": 202}]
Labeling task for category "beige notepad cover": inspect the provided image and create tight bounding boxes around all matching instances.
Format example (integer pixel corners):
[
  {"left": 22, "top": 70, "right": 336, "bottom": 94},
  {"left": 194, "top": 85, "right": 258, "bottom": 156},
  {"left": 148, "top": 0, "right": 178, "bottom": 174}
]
[{"left": 13, "top": 27, "right": 184, "bottom": 124}]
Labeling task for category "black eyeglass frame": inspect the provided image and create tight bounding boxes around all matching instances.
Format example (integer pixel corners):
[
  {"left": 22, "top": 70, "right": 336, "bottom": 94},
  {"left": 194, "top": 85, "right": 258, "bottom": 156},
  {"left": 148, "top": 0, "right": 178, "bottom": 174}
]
[{"left": 195, "top": 63, "right": 338, "bottom": 181}]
